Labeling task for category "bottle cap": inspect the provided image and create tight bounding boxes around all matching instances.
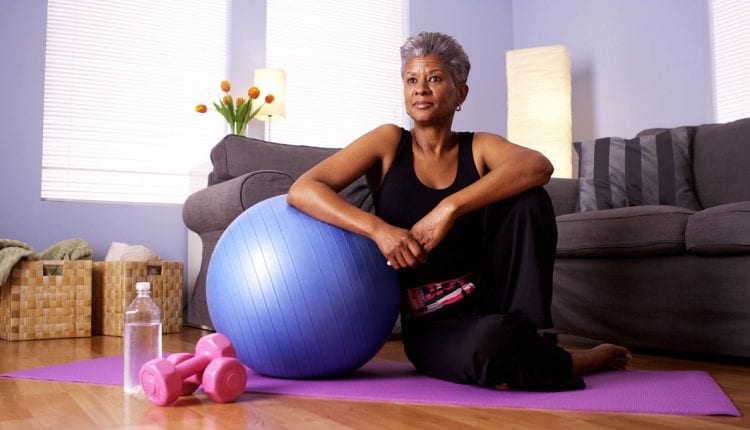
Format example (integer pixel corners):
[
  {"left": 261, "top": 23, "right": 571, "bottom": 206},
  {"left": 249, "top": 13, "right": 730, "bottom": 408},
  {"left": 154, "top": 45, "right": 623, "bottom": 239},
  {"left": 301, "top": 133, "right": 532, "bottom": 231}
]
[{"left": 136, "top": 282, "right": 151, "bottom": 292}]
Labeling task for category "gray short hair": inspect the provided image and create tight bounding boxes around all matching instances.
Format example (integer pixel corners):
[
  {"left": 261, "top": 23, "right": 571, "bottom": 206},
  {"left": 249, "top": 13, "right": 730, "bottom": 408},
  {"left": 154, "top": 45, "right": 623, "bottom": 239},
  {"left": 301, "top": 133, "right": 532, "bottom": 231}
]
[{"left": 400, "top": 32, "right": 471, "bottom": 85}]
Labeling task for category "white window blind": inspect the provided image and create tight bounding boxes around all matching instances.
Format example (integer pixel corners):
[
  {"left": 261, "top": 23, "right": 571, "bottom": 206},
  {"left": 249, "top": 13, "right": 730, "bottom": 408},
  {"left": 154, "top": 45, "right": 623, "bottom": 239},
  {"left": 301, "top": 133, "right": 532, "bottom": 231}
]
[
  {"left": 711, "top": 0, "right": 750, "bottom": 122},
  {"left": 266, "top": 0, "right": 407, "bottom": 148},
  {"left": 42, "top": 0, "right": 228, "bottom": 204}
]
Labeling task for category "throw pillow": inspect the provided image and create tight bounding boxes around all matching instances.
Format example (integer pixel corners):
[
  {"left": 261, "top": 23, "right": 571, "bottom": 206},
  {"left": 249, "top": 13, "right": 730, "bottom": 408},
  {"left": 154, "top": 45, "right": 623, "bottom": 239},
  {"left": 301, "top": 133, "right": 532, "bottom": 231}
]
[{"left": 574, "top": 127, "right": 700, "bottom": 211}]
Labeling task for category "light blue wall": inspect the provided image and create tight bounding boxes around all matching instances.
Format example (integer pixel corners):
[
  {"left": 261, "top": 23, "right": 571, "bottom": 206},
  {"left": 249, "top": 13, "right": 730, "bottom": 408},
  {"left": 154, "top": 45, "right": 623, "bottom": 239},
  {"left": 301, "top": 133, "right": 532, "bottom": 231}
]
[
  {"left": 0, "top": 1, "right": 186, "bottom": 261},
  {"left": 0, "top": 0, "right": 714, "bottom": 274},
  {"left": 409, "top": 0, "right": 514, "bottom": 135},
  {"left": 513, "top": 0, "right": 713, "bottom": 139},
  {"left": 0, "top": 0, "right": 264, "bottom": 262}
]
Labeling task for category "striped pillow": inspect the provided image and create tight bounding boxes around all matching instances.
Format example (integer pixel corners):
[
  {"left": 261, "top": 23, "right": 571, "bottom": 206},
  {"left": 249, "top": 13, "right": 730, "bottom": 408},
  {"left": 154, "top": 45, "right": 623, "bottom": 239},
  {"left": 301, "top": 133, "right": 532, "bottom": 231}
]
[{"left": 574, "top": 127, "right": 700, "bottom": 211}]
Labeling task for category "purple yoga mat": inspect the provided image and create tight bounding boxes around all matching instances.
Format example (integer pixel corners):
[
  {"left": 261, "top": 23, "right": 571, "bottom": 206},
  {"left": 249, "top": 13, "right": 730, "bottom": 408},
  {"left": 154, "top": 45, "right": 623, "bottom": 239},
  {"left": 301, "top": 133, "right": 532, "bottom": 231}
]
[{"left": 0, "top": 356, "right": 740, "bottom": 416}]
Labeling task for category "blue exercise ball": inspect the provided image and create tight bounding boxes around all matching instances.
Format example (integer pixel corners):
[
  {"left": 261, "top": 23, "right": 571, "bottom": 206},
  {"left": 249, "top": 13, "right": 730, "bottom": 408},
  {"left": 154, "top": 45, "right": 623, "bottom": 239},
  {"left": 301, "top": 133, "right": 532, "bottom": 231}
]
[{"left": 207, "top": 194, "right": 400, "bottom": 378}]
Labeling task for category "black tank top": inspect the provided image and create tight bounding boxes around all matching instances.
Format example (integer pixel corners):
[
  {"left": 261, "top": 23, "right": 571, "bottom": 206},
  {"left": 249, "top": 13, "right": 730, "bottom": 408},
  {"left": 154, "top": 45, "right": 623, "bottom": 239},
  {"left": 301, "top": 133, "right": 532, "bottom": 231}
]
[{"left": 373, "top": 128, "right": 484, "bottom": 288}]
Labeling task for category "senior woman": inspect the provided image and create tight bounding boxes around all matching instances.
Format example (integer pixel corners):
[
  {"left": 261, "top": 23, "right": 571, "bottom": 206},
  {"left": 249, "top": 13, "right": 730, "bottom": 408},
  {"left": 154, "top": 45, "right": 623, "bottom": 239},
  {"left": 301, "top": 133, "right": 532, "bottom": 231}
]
[{"left": 287, "top": 31, "right": 630, "bottom": 391}]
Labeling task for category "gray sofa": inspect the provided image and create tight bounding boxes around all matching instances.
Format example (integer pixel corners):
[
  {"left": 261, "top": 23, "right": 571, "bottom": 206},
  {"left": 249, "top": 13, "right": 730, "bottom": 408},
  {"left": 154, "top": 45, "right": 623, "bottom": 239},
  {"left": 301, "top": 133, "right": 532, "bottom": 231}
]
[
  {"left": 548, "top": 117, "right": 750, "bottom": 357},
  {"left": 183, "top": 117, "right": 750, "bottom": 357}
]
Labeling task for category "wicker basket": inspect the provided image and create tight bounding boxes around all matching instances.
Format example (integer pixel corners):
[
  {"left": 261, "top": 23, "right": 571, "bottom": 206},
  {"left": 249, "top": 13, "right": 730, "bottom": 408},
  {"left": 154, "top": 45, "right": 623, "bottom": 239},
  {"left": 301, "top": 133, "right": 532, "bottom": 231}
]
[
  {"left": 0, "top": 260, "right": 92, "bottom": 341},
  {"left": 92, "top": 261, "right": 183, "bottom": 336}
]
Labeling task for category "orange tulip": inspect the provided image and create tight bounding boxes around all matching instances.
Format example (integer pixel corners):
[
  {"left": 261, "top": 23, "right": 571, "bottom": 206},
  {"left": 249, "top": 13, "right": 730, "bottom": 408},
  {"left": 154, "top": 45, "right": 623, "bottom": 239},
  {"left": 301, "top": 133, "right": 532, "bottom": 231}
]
[
  {"left": 236, "top": 97, "right": 245, "bottom": 107},
  {"left": 248, "top": 86, "right": 260, "bottom": 99},
  {"left": 265, "top": 94, "right": 275, "bottom": 104},
  {"left": 220, "top": 80, "right": 231, "bottom": 93},
  {"left": 222, "top": 95, "right": 233, "bottom": 106},
  {"left": 195, "top": 104, "right": 208, "bottom": 113}
]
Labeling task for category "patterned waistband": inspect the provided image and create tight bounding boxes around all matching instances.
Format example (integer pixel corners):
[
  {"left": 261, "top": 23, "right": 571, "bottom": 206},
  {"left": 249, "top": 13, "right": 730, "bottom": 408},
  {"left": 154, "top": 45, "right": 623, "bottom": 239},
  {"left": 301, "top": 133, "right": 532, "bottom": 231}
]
[{"left": 404, "top": 272, "right": 477, "bottom": 317}]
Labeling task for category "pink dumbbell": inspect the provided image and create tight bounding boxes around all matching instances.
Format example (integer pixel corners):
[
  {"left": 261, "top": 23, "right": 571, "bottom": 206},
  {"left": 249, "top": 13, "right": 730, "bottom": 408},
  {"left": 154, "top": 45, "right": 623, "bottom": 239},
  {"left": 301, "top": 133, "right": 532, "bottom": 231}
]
[
  {"left": 165, "top": 352, "right": 202, "bottom": 395},
  {"left": 139, "top": 333, "right": 247, "bottom": 405}
]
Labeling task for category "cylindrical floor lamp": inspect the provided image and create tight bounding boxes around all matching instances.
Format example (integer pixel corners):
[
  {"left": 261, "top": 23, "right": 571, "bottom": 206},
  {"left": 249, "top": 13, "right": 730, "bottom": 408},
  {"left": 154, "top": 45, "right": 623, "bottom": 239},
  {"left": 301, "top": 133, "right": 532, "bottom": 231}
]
[{"left": 506, "top": 45, "right": 572, "bottom": 178}]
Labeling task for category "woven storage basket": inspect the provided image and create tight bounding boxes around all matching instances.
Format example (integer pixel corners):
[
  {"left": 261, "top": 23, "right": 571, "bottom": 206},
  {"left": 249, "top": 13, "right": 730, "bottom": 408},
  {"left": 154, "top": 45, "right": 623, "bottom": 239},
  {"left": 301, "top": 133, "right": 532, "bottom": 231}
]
[
  {"left": 92, "top": 261, "right": 182, "bottom": 336},
  {"left": 0, "top": 259, "right": 92, "bottom": 341}
]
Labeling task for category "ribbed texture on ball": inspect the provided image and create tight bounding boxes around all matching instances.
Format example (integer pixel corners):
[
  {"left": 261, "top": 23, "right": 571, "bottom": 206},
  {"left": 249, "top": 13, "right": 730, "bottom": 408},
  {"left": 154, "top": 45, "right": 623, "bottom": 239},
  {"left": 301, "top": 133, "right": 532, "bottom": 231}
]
[{"left": 207, "top": 195, "right": 400, "bottom": 378}]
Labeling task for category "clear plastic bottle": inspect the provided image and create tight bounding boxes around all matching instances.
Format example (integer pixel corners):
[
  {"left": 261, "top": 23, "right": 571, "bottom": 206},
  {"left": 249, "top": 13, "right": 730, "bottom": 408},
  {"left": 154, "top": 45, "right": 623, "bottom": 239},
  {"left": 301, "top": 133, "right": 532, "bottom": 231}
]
[{"left": 123, "top": 281, "right": 162, "bottom": 394}]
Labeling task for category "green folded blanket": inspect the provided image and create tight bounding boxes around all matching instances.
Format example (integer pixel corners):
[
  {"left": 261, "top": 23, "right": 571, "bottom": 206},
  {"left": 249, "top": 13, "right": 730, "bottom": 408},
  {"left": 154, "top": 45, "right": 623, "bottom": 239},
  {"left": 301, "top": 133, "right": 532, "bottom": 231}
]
[{"left": 0, "top": 238, "right": 93, "bottom": 286}]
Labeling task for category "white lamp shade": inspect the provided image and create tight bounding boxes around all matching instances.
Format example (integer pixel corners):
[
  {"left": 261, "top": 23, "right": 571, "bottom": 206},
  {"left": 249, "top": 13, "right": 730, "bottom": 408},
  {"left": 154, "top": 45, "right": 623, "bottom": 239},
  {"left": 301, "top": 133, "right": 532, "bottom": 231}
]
[
  {"left": 254, "top": 68, "right": 287, "bottom": 120},
  {"left": 506, "top": 45, "right": 572, "bottom": 178}
]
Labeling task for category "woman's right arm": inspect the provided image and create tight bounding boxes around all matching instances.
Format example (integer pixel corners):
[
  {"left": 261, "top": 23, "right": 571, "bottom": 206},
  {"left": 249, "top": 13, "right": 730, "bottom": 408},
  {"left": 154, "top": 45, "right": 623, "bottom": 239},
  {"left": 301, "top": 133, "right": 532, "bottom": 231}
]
[{"left": 287, "top": 124, "right": 426, "bottom": 268}]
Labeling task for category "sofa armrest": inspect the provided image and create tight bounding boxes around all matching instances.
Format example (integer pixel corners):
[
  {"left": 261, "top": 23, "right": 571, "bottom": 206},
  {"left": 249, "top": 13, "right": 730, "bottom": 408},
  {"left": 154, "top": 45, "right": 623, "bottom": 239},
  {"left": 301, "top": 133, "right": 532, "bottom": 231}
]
[
  {"left": 544, "top": 177, "right": 578, "bottom": 216},
  {"left": 183, "top": 170, "right": 294, "bottom": 234}
]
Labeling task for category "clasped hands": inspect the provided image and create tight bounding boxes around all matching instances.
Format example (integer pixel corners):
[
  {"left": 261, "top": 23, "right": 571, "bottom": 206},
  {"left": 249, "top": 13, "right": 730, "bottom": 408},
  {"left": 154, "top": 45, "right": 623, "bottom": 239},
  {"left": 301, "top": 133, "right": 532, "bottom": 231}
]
[{"left": 375, "top": 203, "right": 455, "bottom": 270}]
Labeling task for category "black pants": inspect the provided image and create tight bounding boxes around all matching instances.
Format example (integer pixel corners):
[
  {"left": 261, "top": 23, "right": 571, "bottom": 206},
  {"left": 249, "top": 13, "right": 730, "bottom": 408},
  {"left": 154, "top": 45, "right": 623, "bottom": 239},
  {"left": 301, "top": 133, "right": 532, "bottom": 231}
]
[{"left": 401, "top": 187, "right": 584, "bottom": 391}]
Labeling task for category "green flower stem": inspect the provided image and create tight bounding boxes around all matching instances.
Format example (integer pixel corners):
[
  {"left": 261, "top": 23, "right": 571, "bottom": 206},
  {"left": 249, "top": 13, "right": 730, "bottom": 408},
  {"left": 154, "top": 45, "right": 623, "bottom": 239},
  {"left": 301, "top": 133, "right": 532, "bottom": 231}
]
[{"left": 213, "top": 98, "right": 267, "bottom": 136}]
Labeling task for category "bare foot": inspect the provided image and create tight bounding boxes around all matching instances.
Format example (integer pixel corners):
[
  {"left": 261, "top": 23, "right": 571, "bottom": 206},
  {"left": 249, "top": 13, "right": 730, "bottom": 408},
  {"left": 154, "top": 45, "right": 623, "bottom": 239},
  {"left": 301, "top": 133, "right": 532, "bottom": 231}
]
[{"left": 569, "top": 343, "right": 632, "bottom": 375}]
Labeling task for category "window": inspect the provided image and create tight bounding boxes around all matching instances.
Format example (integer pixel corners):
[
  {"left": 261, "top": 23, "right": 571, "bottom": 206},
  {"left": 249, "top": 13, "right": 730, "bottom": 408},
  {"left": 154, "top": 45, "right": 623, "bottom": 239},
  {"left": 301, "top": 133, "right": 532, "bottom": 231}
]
[
  {"left": 42, "top": 0, "right": 229, "bottom": 204},
  {"left": 265, "top": 0, "right": 407, "bottom": 148},
  {"left": 711, "top": 0, "right": 750, "bottom": 122}
]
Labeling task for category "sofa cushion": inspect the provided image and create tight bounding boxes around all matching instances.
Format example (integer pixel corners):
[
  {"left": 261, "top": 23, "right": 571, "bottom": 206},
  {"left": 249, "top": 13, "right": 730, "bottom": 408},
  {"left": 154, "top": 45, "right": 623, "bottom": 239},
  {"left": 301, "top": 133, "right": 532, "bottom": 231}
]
[
  {"left": 636, "top": 125, "right": 699, "bottom": 140},
  {"left": 240, "top": 170, "right": 295, "bottom": 210},
  {"left": 556, "top": 205, "right": 695, "bottom": 257},
  {"left": 341, "top": 176, "right": 374, "bottom": 213},
  {"left": 692, "top": 117, "right": 750, "bottom": 208},
  {"left": 544, "top": 177, "right": 578, "bottom": 216},
  {"left": 686, "top": 201, "right": 750, "bottom": 255},
  {"left": 210, "top": 134, "right": 337, "bottom": 185},
  {"left": 574, "top": 127, "right": 700, "bottom": 212}
]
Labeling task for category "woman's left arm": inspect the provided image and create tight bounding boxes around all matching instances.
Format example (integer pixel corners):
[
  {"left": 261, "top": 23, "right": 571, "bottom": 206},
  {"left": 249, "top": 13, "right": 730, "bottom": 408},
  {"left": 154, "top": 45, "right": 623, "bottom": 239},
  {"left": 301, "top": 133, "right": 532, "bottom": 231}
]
[
  {"left": 411, "top": 132, "right": 554, "bottom": 252},
  {"left": 451, "top": 132, "right": 554, "bottom": 213}
]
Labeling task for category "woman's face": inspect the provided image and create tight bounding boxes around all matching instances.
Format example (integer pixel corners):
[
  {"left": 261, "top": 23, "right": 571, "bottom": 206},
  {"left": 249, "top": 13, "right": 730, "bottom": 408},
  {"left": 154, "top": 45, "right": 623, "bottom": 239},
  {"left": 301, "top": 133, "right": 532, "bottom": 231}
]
[{"left": 403, "top": 55, "right": 467, "bottom": 125}]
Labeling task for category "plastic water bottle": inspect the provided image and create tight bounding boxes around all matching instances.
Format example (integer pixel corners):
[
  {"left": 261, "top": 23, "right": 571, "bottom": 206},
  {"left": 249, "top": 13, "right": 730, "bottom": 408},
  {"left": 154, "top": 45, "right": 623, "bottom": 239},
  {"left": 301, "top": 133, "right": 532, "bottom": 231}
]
[{"left": 123, "top": 281, "right": 162, "bottom": 394}]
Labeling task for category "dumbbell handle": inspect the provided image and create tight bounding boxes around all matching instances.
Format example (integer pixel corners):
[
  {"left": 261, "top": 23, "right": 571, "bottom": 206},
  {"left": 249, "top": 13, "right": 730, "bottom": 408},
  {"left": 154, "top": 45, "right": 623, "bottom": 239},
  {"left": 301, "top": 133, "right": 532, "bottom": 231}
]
[{"left": 173, "top": 354, "right": 212, "bottom": 380}]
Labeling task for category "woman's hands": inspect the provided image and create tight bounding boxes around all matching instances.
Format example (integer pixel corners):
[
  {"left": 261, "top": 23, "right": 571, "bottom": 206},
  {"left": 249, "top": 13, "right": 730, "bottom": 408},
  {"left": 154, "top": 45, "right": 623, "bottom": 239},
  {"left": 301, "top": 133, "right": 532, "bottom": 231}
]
[
  {"left": 373, "top": 200, "right": 456, "bottom": 270},
  {"left": 372, "top": 223, "right": 426, "bottom": 270},
  {"left": 410, "top": 200, "right": 456, "bottom": 254}
]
